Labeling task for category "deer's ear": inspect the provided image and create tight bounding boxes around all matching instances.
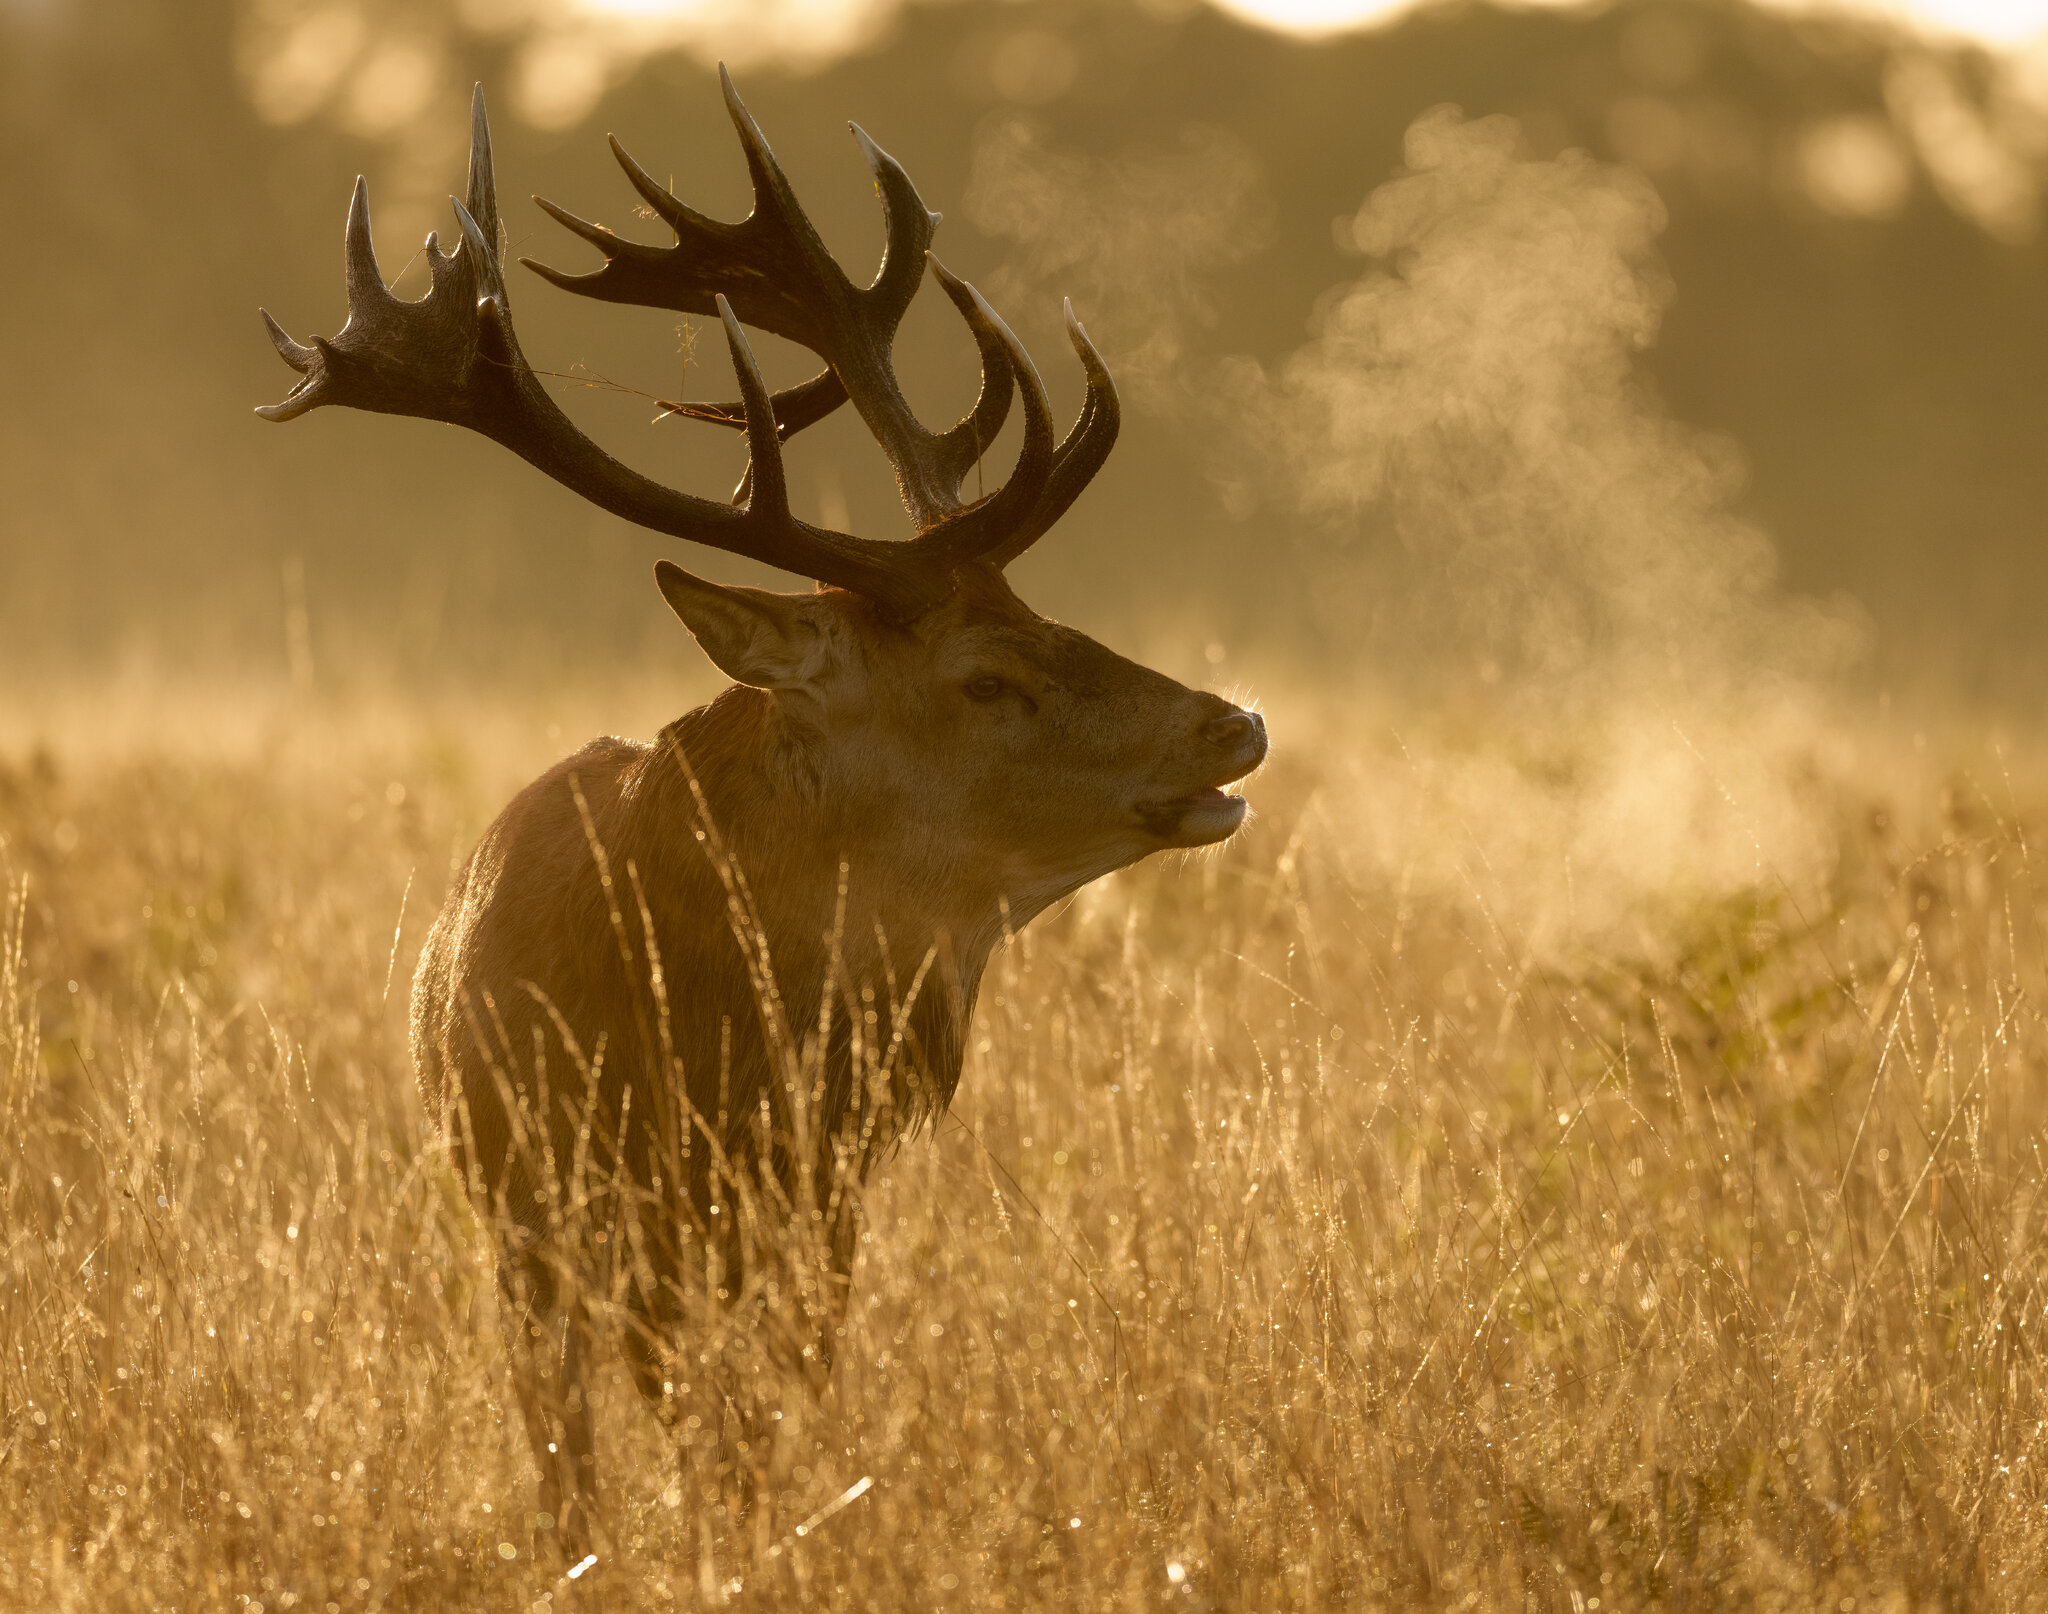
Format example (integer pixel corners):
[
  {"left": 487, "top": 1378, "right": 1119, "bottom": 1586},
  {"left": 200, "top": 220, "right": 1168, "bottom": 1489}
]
[{"left": 655, "top": 561, "right": 829, "bottom": 690}]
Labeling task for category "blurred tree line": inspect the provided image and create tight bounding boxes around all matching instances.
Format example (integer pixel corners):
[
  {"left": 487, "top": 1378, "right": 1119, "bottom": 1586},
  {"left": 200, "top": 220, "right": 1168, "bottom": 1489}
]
[{"left": 1, "top": 0, "right": 2043, "bottom": 702}]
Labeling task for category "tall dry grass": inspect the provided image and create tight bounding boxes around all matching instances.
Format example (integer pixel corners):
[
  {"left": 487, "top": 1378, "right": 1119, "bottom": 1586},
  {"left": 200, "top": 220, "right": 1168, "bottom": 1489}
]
[{"left": 3, "top": 693, "right": 2046, "bottom": 1611}]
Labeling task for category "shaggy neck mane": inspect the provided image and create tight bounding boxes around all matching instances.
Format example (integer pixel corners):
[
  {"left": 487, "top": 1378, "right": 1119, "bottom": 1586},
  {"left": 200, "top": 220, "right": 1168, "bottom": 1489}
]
[{"left": 607, "top": 687, "right": 990, "bottom": 1168}]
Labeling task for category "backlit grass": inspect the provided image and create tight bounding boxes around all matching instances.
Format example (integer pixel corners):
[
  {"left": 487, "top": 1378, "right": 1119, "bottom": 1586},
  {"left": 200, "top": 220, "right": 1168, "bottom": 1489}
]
[{"left": 3, "top": 692, "right": 2045, "bottom": 1610}]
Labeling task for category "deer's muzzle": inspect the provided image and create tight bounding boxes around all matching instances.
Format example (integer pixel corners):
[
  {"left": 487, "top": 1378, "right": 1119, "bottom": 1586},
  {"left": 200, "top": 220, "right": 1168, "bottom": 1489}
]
[{"left": 1135, "top": 707, "right": 1268, "bottom": 846}]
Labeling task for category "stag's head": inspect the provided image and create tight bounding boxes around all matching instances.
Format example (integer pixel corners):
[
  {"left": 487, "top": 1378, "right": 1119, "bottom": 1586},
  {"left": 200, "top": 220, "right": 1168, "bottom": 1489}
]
[
  {"left": 657, "top": 563, "right": 1264, "bottom": 913},
  {"left": 258, "top": 72, "right": 1266, "bottom": 907}
]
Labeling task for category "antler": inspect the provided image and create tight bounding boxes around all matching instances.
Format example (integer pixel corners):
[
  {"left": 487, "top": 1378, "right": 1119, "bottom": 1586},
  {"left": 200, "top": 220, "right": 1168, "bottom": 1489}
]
[{"left": 258, "top": 76, "right": 1118, "bottom": 617}]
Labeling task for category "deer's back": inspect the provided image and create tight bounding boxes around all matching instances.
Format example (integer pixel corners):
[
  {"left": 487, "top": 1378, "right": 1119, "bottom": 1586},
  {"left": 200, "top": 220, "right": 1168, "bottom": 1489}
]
[{"left": 411, "top": 736, "right": 657, "bottom": 1210}]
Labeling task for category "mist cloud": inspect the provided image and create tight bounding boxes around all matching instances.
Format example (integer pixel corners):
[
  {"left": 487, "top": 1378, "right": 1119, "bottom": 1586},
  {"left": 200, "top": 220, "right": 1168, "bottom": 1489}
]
[
  {"left": 1221, "top": 108, "right": 1858, "bottom": 704},
  {"left": 1213, "top": 110, "right": 1867, "bottom": 943}
]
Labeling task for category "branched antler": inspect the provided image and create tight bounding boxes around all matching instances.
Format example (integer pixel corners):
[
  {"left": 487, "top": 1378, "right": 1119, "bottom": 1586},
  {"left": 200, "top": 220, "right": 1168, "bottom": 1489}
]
[{"left": 258, "top": 74, "right": 1119, "bottom": 619}]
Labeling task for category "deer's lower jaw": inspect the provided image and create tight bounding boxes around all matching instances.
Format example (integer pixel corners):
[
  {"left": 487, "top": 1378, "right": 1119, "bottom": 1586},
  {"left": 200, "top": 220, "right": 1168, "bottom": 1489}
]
[{"left": 1137, "top": 787, "right": 1250, "bottom": 846}]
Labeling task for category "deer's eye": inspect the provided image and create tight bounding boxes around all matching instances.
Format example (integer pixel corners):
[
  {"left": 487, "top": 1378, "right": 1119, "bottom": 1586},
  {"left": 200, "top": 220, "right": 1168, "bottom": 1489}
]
[{"left": 964, "top": 674, "right": 1007, "bottom": 702}]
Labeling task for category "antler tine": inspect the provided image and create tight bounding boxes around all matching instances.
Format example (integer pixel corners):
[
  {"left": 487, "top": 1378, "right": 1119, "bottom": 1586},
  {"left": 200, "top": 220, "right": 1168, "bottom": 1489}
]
[
  {"left": 918, "top": 280, "right": 1057, "bottom": 558},
  {"left": 463, "top": 81, "right": 501, "bottom": 274},
  {"left": 450, "top": 197, "right": 510, "bottom": 314},
  {"left": 718, "top": 64, "right": 848, "bottom": 292},
  {"left": 849, "top": 121, "right": 940, "bottom": 330},
  {"left": 975, "top": 301, "right": 1122, "bottom": 568},
  {"left": 527, "top": 195, "right": 638, "bottom": 267},
  {"left": 607, "top": 134, "right": 707, "bottom": 236},
  {"left": 926, "top": 255, "right": 1016, "bottom": 500},
  {"left": 343, "top": 177, "right": 393, "bottom": 310},
  {"left": 713, "top": 294, "right": 791, "bottom": 522},
  {"left": 260, "top": 308, "right": 314, "bottom": 373}
]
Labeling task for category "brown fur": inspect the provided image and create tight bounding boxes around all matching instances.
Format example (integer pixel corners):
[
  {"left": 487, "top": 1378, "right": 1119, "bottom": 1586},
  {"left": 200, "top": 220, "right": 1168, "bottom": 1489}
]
[{"left": 411, "top": 563, "right": 1266, "bottom": 1550}]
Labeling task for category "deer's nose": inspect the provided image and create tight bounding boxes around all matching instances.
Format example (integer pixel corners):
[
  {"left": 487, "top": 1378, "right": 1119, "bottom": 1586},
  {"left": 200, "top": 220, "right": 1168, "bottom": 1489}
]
[{"left": 1202, "top": 710, "right": 1266, "bottom": 756}]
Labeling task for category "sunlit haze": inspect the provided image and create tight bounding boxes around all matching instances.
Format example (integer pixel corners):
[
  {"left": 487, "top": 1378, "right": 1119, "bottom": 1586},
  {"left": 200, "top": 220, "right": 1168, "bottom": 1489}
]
[
  {"left": 567, "top": 0, "right": 2048, "bottom": 48},
  {"left": 17, "top": 0, "right": 2048, "bottom": 1604},
  {"left": 1211, "top": 0, "right": 2048, "bottom": 43}
]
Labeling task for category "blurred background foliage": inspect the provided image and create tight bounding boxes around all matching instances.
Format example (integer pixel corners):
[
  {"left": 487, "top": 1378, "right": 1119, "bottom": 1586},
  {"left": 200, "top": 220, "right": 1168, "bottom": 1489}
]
[{"left": 3, "top": 0, "right": 2047, "bottom": 704}]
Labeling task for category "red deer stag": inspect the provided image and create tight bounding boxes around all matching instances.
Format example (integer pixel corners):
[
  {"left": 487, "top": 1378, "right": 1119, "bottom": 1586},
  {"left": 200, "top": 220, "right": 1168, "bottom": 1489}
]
[{"left": 258, "top": 75, "right": 1266, "bottom": 1554}]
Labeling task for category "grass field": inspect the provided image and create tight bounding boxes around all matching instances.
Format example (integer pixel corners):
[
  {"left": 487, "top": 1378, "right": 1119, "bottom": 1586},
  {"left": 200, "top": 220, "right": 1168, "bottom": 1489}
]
[{"left": 3, "top": 684, "right": 2046, "bottom": 1610}]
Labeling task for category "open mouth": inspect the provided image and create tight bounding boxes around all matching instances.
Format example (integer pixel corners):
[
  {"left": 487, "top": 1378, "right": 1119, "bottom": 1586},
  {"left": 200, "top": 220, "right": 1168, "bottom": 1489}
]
[
  {"left": 1136, "top": 783, "right": 1251, "bottom": 844},
  {"left": 1165, "top": 785, "right": 1234, "bottom": 809},
  {"left": 1136, "top": 716, "right": 1267, "bottom": 846}
]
